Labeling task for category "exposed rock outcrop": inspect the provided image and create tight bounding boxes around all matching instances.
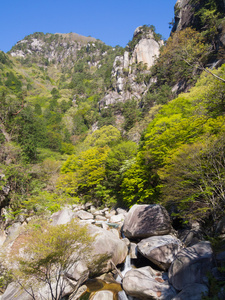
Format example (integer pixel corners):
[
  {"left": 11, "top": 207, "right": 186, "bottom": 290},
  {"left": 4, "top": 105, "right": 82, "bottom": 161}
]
[
  {"left": 99, "top": 26, "right": 163, "bottom": 109},
  {"left": 9, "top": 32, "right": 101, "bottom": 67}
]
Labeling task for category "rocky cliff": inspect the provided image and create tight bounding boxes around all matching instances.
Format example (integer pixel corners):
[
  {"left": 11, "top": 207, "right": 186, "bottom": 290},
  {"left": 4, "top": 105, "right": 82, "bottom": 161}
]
[
  {"left": 99, "top": 25, "right": 163, "bottom": 109},
  {"left": 172, "top": 0, "right": 225, "bottom": 32},
  {"left": 9, "top": 32, "right": 102, "bottom": 67}
]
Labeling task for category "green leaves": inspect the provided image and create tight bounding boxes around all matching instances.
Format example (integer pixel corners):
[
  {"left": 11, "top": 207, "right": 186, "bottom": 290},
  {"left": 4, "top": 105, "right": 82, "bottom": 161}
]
[{"left": 6, "top": 219, "right": 95, "bottom": 300}]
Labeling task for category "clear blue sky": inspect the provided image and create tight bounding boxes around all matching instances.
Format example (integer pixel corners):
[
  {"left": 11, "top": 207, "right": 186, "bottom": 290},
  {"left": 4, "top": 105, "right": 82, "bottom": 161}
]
[{"left": 0, "top": 0, "right": 177, "bottom": 53}]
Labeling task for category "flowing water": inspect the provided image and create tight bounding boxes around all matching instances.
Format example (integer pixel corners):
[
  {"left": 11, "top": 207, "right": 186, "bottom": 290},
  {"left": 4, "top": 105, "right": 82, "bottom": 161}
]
[{"left": 116, "top": 254, "right": 135, "bottom": 300}]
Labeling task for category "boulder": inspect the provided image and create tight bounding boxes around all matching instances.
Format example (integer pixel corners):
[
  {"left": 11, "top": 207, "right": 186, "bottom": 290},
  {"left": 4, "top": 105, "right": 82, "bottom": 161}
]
[
  {"left": 137, "top": 235, "right": 183, "bottom": 270},
  {"left": 109, "top": 213, "right": 125, "bottom": 223},
  {"left": 169, "top": 241, "right": 213, "bottom": 290},
  {"left": 51, "top": 208, "right": 74, "bottom": 225},
  {"left": 90, "top": 290, "right": 114, "bottom": 300},
  {"left": 88, "top": 224, "right": 128, "bottom": 273},
  {"left": 75, "top": 210, "right": 94, "bottom": 220},
  {"left": 172, "top": 283, "right": 209, "bottom": 300},
  {"left": 123, "top": 204, "right": 172, "bottom": 239},
  {"left": 1, "top": 282, "right": 33, "bottom": 300},
  {"left": 1, "top": 276, "right": 75, "bottom": 300},
  {"left": 122, "top": 266, "right": 176, "bottom": 300},
  {"left": 130, "top": 242, "right": 138, "bottom": 259},
  {"left": 95, "top": 215, "right": 107, "bottom": 221}
]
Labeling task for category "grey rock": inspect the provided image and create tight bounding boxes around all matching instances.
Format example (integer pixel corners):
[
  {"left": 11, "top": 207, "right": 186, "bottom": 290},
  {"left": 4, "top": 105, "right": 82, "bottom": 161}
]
[
  {"left": 51, "top": 208, "right": 74, "bottom": 225},
  {"left": 169, "top": 241, "right": 213, "bottom": 291},
  {"left": 130, "top": 242, "right": 138, "bottom": 259},
  {"left": 110, "top": 213, "right": 125, "bottom": 223},
  {"left": 123, "top": 204, "right": 172, "bottom": 239},
  {"left": 172, "top": 283, "right": 208, "bottom": 300},
  {"left": 137, "top": 235, "right": 183, "bottom": 270},
  {"left": 75, "top": 210, "right": 94, "bottom": 220},
  {"left": 88, "top": 224, "right": 128, "bottom": 273},
  {"left": 116, "top": 208, "right": 127, "bottom": 216},
  {"left": 90, "top": 290, "right": 114, "bottom": 300},
  {"left": 131, "top": 38, "right": 160, "bottom": 69},
  {"left": 122, "top": 266, "right": 177, "bottom": 300},
  {"left": 1, "top": 282, "right": 33, "bottom": 300},
  {"left": 95, "top": 215, "right": 107, "bottom": 221}
]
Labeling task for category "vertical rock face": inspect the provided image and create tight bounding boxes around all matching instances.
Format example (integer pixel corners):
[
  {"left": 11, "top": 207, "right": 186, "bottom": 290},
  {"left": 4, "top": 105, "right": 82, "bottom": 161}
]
[
  {"left": 172, "top": 0, "right": 195, "bottom": 32},
  {"left": 99, "top": 26, "right": 163, "bottom": 109},
  {"left": 173, "top": 0, "right": 225, "bottom": 32},
  {"left": 130, "top": 26, "right": 162, "bottom": 69},
  {"left": 131, "top": 38, "right": 160, "bottom": 68}
]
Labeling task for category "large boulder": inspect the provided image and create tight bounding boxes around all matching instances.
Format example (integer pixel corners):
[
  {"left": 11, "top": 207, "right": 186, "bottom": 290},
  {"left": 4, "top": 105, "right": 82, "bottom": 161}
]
[
  {"left": 137, "top": 235, "right": 183, "bottom": 270},
  {"left": 75, "top": 210, "right": 94, "bottom": 220},
  {"left": 51, "top": 208, "right": 74, "bottom": 225},
  {"left": 122, "top": 266, "right": 177, "bottom": 300},
  {"left": 169, "top": 241, "right": 213, "bottom": 291},
  {"left": 90, "top": 290, "right": 114, "bottom": 300},
  {"left": 172, "top": 283, "right": 209, "bottom": 300},
  {"left": 123, "top": 204, "right": 172, "bottom": 239},
  {"left": 88, "top": 224, "right": 128, "bottom": 273}
]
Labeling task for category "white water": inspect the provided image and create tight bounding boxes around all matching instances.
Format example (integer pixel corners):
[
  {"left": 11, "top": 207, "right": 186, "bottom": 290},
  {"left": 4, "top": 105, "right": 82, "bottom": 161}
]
[
  {"left": 116, "top": 254, "right": 132, "bottom": 283},
  {"left": 116, "top": 254, "right": 135, "bottom": 300}
]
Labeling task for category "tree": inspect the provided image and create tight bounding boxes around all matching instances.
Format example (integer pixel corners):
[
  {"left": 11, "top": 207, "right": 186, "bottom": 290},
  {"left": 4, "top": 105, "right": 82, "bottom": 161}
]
[
  {"left": 6, "top": 219, "right": 95, "bottom": 300},
  {"left": 160, "top": 132, "right": 225, "bottom": 226},
  {"left": 57, "top": 146, "right": 110, "bottom": 204},
  {"left": 152, "top": 27, "right": 225, "bottom": 87}
]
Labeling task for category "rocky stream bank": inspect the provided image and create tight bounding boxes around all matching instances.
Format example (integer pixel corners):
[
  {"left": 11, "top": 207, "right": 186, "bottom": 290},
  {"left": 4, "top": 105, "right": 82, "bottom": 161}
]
[{"left": 0, "top": 203, "right": 225, "bottom": 300}]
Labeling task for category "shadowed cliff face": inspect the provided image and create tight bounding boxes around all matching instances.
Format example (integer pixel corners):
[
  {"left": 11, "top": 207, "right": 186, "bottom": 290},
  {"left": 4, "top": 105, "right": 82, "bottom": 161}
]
[{"left": 172, "top": 0, "right": 225, "bottom": 33}]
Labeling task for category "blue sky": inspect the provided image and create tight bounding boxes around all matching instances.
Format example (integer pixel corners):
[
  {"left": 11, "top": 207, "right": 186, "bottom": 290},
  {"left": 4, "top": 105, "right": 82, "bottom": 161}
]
[{"left": 0, "top": 0, "right": 177, "bottom": 52}]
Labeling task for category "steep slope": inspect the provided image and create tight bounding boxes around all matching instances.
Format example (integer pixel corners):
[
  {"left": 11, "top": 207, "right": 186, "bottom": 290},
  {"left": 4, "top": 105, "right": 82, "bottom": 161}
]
[{"left": 9, "top": 32, "right": 100, "bottom": 67}]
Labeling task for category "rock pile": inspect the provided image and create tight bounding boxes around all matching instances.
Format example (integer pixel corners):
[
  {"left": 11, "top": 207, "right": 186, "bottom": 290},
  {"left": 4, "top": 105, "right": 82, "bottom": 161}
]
[{"left": 0, "top": 203, "right": 224, "bottom": 299}]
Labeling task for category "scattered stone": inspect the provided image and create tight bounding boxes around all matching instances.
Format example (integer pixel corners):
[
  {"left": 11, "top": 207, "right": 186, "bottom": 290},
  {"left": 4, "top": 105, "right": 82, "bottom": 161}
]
[
  {"left": 130, "top": 242, "right": 138, "bottom": 259},
  {"left": 101, "top": 222, "right": 109, "bottom": 230},
  {"left": 110, "top": 213, "right": 125, "bottom": 223}
]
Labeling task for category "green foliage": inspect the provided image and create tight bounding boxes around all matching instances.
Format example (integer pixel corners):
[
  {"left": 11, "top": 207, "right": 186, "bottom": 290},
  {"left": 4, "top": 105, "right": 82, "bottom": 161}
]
[
  {"left": 24, "top": 191, "right": 78, "bottom": 215},
  {"left": 58, "top": 146, "right": 110, "bottom": 204},
  {"left": 151, "top": 27, "right": 210, "bottom": 88},
  {"left": 5, "top": 72, "right": 22, "bottom": 93},
  {"left": 160, "top": 132, "right": 225, "bottom": 223},
  {"left": 0, "top": 51, "right": 11, "bottom": 66},
  {"left": 51, "top": 87, "right": 60, "bottom": 99},
  {"left": 82, "top": 125, "right": 121, "bottom": 148},
  {"left": 105, "top": 140, "right": 138, "bottom": 199},
  {"left": 120, "top": 154, "right": 160, "bottom": 207},
  {"left": 5, "top": 219, "right": 95, "bottom": 300}
]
